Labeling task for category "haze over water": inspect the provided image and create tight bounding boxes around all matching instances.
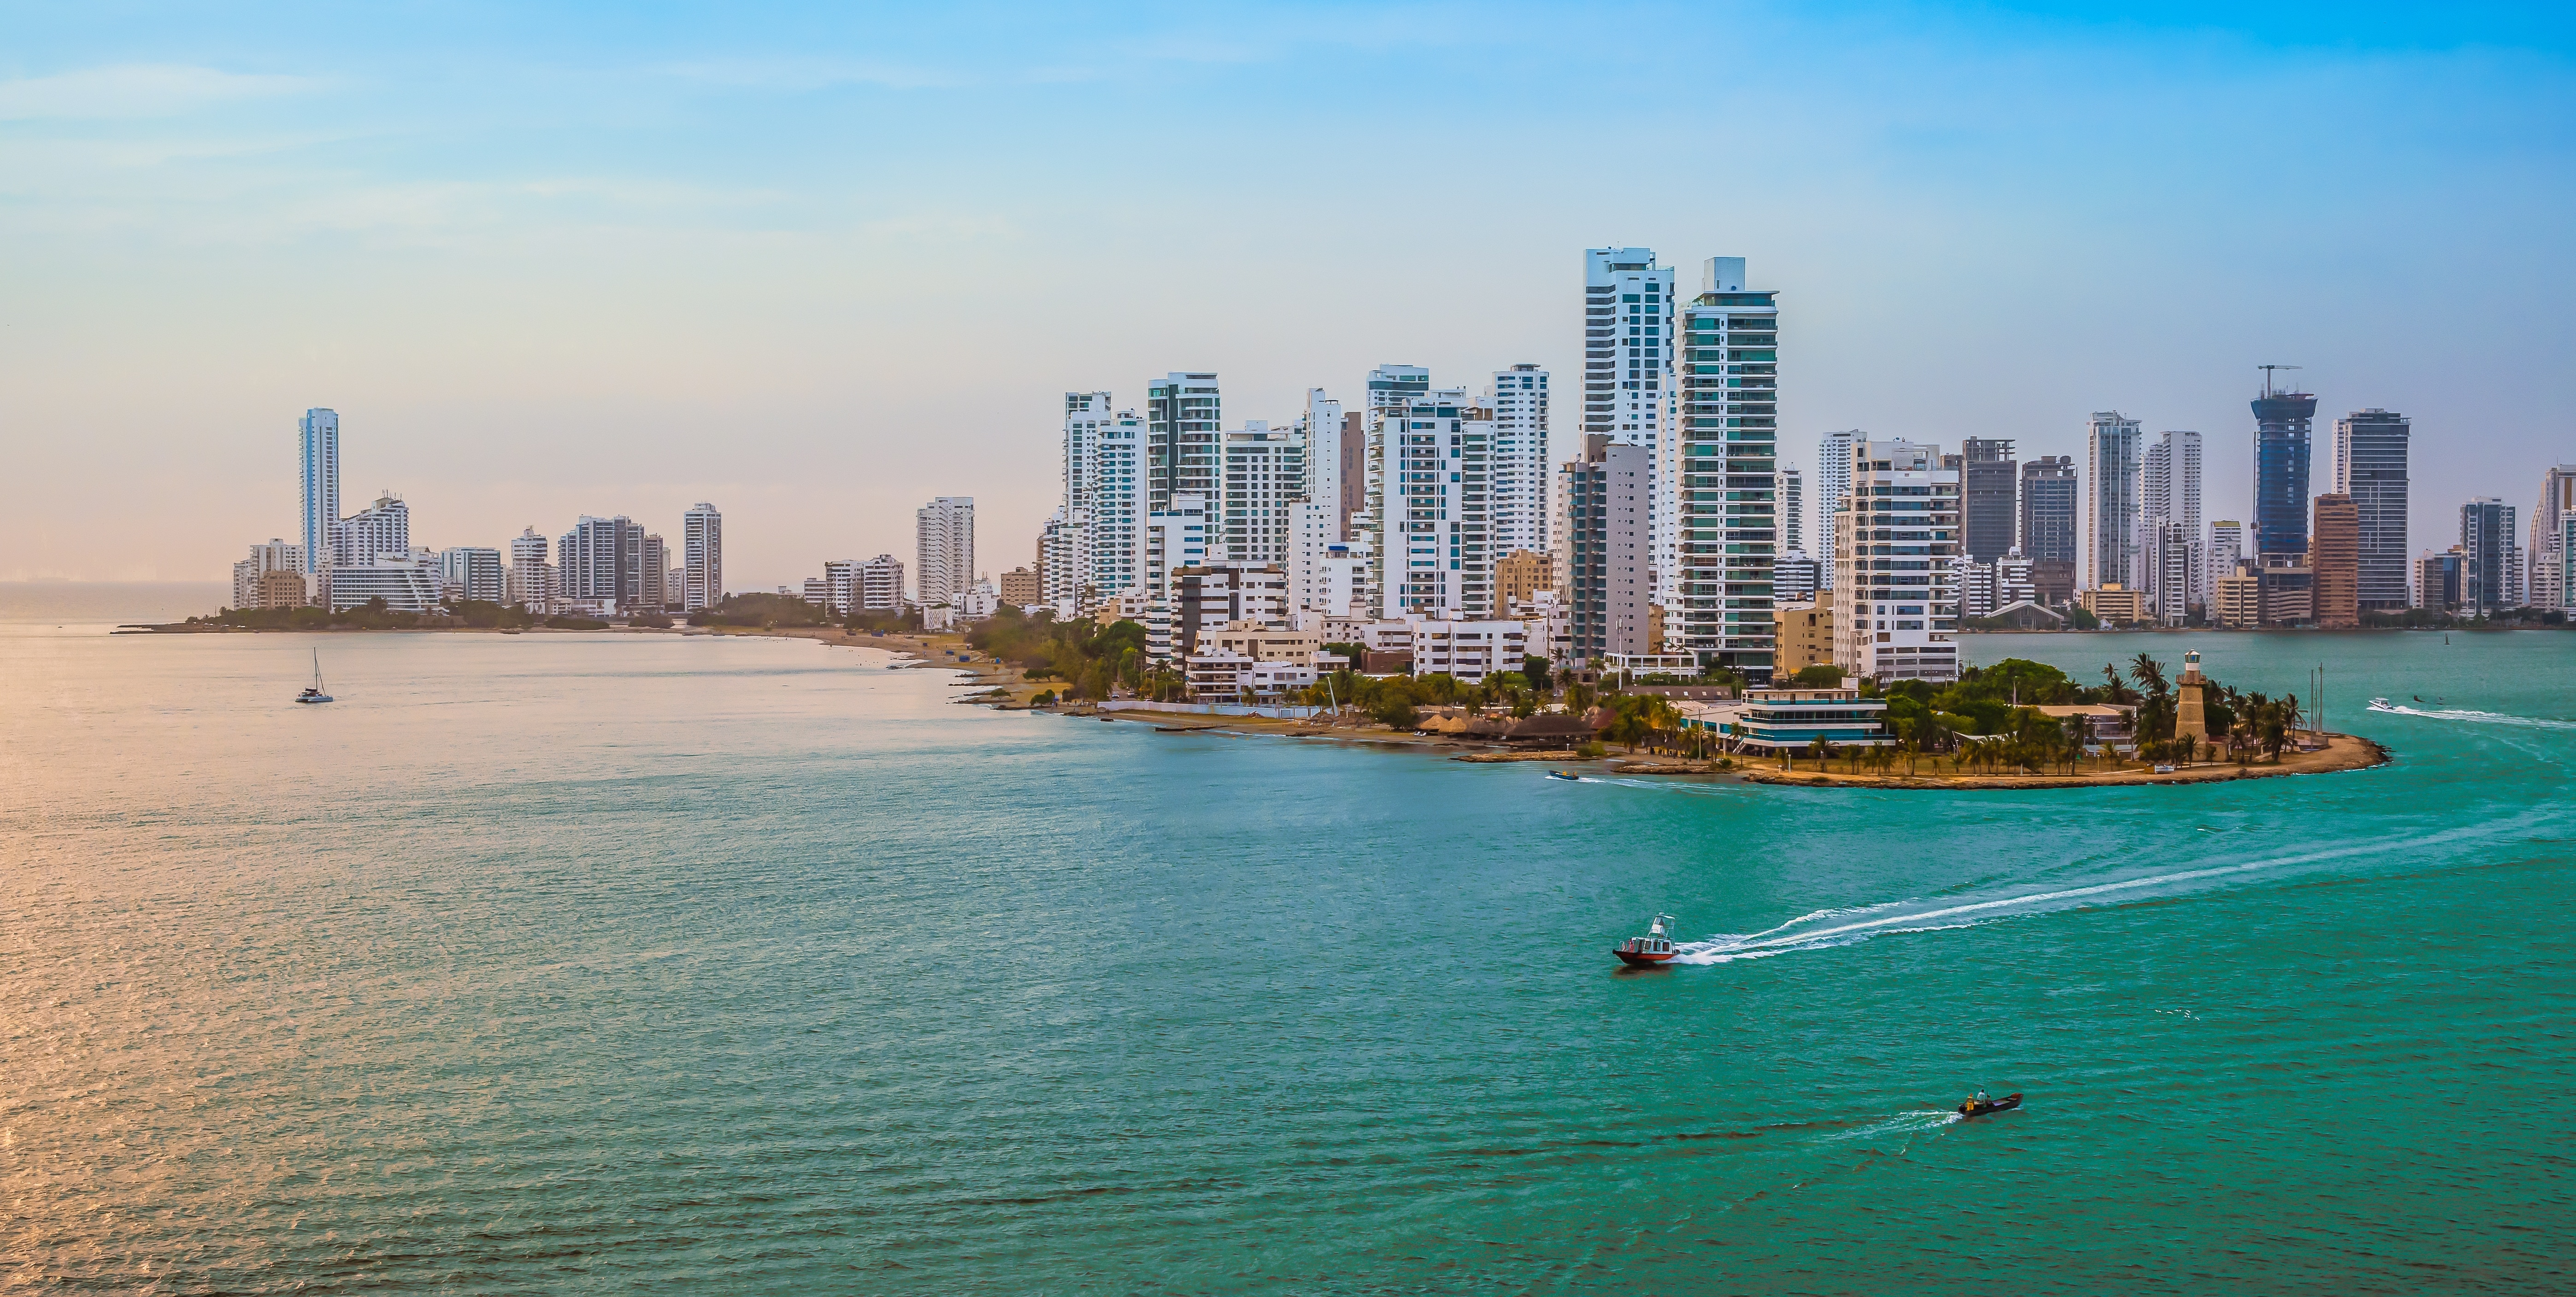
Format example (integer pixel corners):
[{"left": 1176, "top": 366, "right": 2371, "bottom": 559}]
[{"left": 5, "top": 601, "right": 2571, "bottom": 1291}]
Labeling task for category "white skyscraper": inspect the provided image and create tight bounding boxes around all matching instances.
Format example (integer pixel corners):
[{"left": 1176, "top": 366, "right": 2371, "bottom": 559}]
[
  {"left": 508, "top": 527, "right": 553, "bottom": 611},
  {"left": 1288, "top": 387, "right": 1355, "bottom": 616},
  {"left": 1583, "top": 248, "right": 1677, "bottom": 604},
  {"left": 1829, "top": 439, "right": 1962, "bottom": 683},
  {"left": 437, "top": 547, "right": 506, "bottom": 604},
  {"left": 1374, "top": 388, "right": 1493, "bottom": 619},
  {"left": 2086, "top": 412, "right": 2144, "bottom": 592},
  {"left": 915, "top": 496, "right": 976, "bottom": 612},
  {"left": 682, "top": 502, "right": 723, "bottom": 611},
  {"left": 2142, "top": 429, "right": 2203, "bottom": 609},
  {"left": 1218, "top": 421, "right": 1304, "bottom": 565},
  {"left": 2207, "top": 520, "right": 2244, "bottom": 601},
  {"left": 1486, "top": 364, "right": 1550, "bottom": 559},
  {"left": 332, "top": 492, "right": 411, "bottom": 568},
  {"left": 1814, "top": 430, "right": 1862, "bottom": 590},
  {"left": 1671, "top": 255, "right": 1778, "bottom": 678},
  {"left": 1778, "top": 465, "right": 1805, "bottom": 554},
  {"left": 299, "top": 409, "right": 339, "bottom": 576},
  {"left": 1057, "top": 392, "right": 1112, "bottom": 608}
]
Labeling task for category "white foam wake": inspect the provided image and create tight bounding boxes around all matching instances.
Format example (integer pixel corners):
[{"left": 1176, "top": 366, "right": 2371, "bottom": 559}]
[
  {"left": 1669, "top": 808, "right": 2563, "bottom": 965},
  {"left": 2369, "top": 702, "right": 2576, "bottom": 730}
]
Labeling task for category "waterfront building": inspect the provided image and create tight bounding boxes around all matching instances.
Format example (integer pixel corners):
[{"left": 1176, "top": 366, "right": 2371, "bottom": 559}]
[
  {"left": 916, "top": 496, "right": 976, "bottom": 614},
  {"left": 437, "top": 547, "right": 505, "bottom": 604},
  {"left": 1409, "top": 617, "right": 1529, "bottom": 683},
  {"left": 1829, "top": 439, "right": 1961, "bottom": 683},
  {"left": 1487, "top": 365, "right": 1550, "bottom": 558},
  {"left": 1773, "top": 552, "right": 1819, "bottom": 604},
  {"left": 1495, "top": 549, "right": 1554, "bottom": 612},
  {"left": 2417, "top": 548, "right": 2464, "bottom": 611},
  {"left": 1772, "top": 602, "right": 1832, "bottom": 677},
  {"left": 1056, "top": 393, "right": 1112, "bottom": 609},
  {"left": 639, "top": 534, "right": 668, "bottom": 609},
  {"left": 682, "top": 503, "right": 723, "bottom": 612},
  {"left": 2142, "top": 430, "right": 2203, "bottom": 610},
  {"left": 1685, "top": 685, "right": 1890, "bottom": 753},
  {"left": 327, "top": 558, "right": 440, "bottom": 613},
  {"left": 332, "top": 492, "right": 411, "bottom": 568},
  {"left": 2020, "top": 454, "right": 2078, "bottom": 605},
  {"left": 299, "top": 408, "right": 339, "bottom": 577},
  {"left": 1672, "top": 255, "right": 1778, "bottom": 681},
  {"left": 1962, "top": 438, "right": 2018, "bottom": 562},
  {"left": 2330, "top": 410, "right": 2410, "bottom": 612},
  {"left": 1778, "top": 465, "right": 1805, "bottom": 554},
  {"left": 255, "top": 568, "right": 308, "bottom": 609},
  {"left": 1000, "top": 566, "right": 1039, "bottom": 607},
  {"left": 2259, "top": 563, "right": 2315, "bottom": 626},
  {"left": 2531, "top": 464, "right": 2576, "bottom": 610},
  {"left": 1175, "top": 564, "right": 1290, "bottom": 658},
  {"left": 558, "top": 516, "right": 641, "bottom": 611},
  {"left": 1815, "top": 430, "right": 1862, "bottom": 590},
  {"left": 2309, "top": 494, "right": 2360, "bottom": 628},
  {"left": 2460, "top": 497, "right": 2523, "bottom": 616},
  {"left": 821, "top": 560, "right": 860, "bottom": 616},
  {"left": 802, "top": 577, "right": 829, "bottom": 607},
  {"left": 507, "top": 528, "right": 552, "bottom": 611},
  {"left": 2214, "top": 564, "right": 2263, "bottom": 628},
  {"left": 1142, "top": 496, "right": 1210, "bottom": 659},
  {"left": 1584, "top": 249, "right": 1679, "bottom": 606},
  {"left": 1558, "top": 435, "right": 1653, "bottom": 663},
  {"left": 1146, "top": 373, "right": 1222, "bottom": 508},
  {"left": 1079, "top": 410, "right": 1147, "bottom": 611},
  {"left": 859, "top": 555, "right": 905, "bottom": 612},
  {"left": 1372, "top": 389, "right": 1492, "bottom": 619},
  {"left": 2150, "top": 523, "right": 2200, "bottom": 627},
  {"left": 231, "top": 539, "right": 305, "bottom": 610},
  {"left": 2081, "top": 583, "right": 2146, "bottom": 627},
  {"left": 2253, "top": 372, "right": 2318, "bottom": 562},
  {"left": 2085, "top": 412, "right": 2143, "bottom": 593},
  {"left": 2207, "top": 521, "right": 2244, "bottom": 611},
  {"left": 1219, "top": 422, "right": 1305, "bottom": 566}
]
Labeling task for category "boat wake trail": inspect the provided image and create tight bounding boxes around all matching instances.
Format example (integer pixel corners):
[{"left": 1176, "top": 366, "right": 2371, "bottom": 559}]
[
  {"left": 1669, "top": 810, "right": 2563, "bottom": 966},
  {"left": 2368, "top": 702, "right": 2576, "bottom": 731}
]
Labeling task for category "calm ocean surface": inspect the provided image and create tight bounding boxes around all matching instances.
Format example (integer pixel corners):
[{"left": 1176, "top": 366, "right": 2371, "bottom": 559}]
[{"left": 4, "top": 587, "right": 2571, "bottom": 1293}]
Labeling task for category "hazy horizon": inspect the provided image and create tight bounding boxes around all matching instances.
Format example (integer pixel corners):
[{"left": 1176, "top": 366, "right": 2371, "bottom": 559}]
[{"left": 6, "top": 2, "right": 2573, "bottom": 587}]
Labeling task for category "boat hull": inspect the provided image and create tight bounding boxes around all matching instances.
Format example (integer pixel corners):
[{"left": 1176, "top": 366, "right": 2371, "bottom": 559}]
[
  {"left": 1958, "top": 1092, "right": 2023, "bottom": 1117},
  {"left": 1612, "top": 948, "right": 1677, "bottom": 968}
]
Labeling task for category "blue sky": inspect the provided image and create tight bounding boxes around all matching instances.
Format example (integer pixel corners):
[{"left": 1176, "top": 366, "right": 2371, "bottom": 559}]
[{"left": 4, "top": 2, "right": 2572, "bottom": 582}]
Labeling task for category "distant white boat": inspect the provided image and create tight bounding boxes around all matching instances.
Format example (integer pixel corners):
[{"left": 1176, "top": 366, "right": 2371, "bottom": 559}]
[
  {"left": 2366, "top": 697, "right": 2395, "bottom": 713},
  {"left": 296, "top": 649, "right": 334, "bottom": 704}
]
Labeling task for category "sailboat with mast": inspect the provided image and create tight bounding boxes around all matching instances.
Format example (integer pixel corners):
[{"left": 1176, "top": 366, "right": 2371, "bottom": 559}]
[{"left": 296, "top": 649, "right": 334, "bottom": 704}]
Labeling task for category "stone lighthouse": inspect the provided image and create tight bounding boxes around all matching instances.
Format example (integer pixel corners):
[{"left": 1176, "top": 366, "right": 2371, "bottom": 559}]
[{"left": 2176, "top": 648, "right": 2210, "bottom": 743}]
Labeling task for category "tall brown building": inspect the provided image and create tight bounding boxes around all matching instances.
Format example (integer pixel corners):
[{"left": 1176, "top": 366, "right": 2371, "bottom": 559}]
[
  {"left": 1495, "top": 550, "right": 1555, "bottom": 612},
  {"left": 2310, "top": 493, "right": 2359, "bottom": 628}
]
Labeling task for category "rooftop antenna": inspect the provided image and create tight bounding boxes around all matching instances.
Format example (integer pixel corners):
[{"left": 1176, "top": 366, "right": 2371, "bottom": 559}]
[{"left": 2259, "top": 364, "right": 2304, "bottom": 398}]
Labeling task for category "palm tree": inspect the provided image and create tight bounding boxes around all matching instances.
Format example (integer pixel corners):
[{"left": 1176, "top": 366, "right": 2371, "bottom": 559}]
[
  {"left": 2129, "top": 652, "right": 2170, "bottom": 699},
  {"left": 2100, "top": 663, "right": 2138, "bottom": 706}
]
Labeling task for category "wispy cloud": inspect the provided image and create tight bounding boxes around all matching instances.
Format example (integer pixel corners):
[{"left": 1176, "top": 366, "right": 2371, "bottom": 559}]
[
  {"left": 651, "top": 56, "right": 972, "bottom": 92},
  {"left": 0, "top": 65, "right": 329, "bottom": 121}
]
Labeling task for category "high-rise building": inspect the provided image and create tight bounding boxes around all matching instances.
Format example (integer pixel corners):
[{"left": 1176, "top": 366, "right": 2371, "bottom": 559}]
[
  {"left": 2528, "top": 464, "right": 2576, "bottom": 610},
  {"left": 558, "top": 516, "right": 641, "bottom": 611},
  {"left": 1495, "top": 549, "right": 1555, "bottom": 613},
  {"left": 859, "top": 555, "right": 905, "bottom": 611},
  {"left": 436, "top": 547, "right": 505, "bottom": 604},
  {"left": 1558, "top": 435, "right": 1653, "bottom": 663},
  {"left": 1374, "top": 389, "right": 1492, "bottom": 618},
  {"left": 1961, "top": 438, "right": 2018, "bottom": 562},
  {"left": 2147, "top": 524, "right": 2200, "bottom": 627},
  {"left": 1777, "top": 466, "right": 1805, "bottom": 554},
  {"left": 1829, "top": 439, "right": 1962, "bottom": 683},
  {"left": 916, "top": 496, "right": 976, "bottom": 613},
  {"left": 2460, "top": 498, "right": 2522, "bottom": 616},
  {"left": 2309, "top": 493, "right": 2359, "bottom": 628},
  {"left": 2331, "top": 410, "right": 2410, "bottom": 611},
  {"left": 1218, "top": 422, "right": 1304, "bottom": 566},
  {"left": 1672, "top": 255, "right": 1777, "bottom": 680},
  {"left": 2142, "top": 430, "right": 2203, "bottom": 610},
  {"left": 1147, "top": 374, "right": 1220, "bottom": 508},
  {"left": 639, "top": 534, "right": 668, "bottom": 609},
  {"left": 1583, "top": 249, "right": 1679, "bottom": 605},
  {"left": 2086, "top": 413, "right": 2143, "bottom": 592},
  {"left": 682, "top": 503, "right": 723, "bottom": 612},
  {"left": 2020, "top": 455, "right": 2078, "bottom": 564},
  {"left": 1815, "top": 430, "right": 1863, "bottom": 588},
  {"left": 2253, "top": 372, "right": 2318, "bottom": 562},
  {"left": 508, "top": 528, "right": 552, "bottom": 611},
  {"left": 2417, "top": 548, "right": 2464, "bottom": 611},
  {"left": 299, "top": 408, "right": 339, "bottom": 577},
  {"left": 231, "top": 539, "right": 305, "bottom": 610},
  {"left": 332, "top": 492, "right": 411, "bottom": 568},
  {"left": 2206, "top": 520, "right": 2243, "bottom": 608},
  {"left": 1487, "top": 364, "right": 1550, "bottom": 558},
  {"left": 1338, "top": 408, "right": 1366, "bottom": 539}
]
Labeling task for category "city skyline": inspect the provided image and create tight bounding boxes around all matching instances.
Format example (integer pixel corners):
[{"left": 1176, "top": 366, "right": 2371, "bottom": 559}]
[{"left": 6, "top": 4, "right": 2574, "bottom": 585}]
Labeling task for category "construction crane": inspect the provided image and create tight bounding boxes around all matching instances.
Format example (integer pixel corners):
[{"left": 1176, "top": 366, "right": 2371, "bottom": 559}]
[{"left": 2258, "top": 364, "right": 2304, "bottom": 397}]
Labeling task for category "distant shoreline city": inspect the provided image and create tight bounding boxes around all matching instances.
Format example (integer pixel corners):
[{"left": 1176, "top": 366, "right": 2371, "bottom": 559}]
[{"left": 209, "top": 247, "right": 2570, "bottom": 704}]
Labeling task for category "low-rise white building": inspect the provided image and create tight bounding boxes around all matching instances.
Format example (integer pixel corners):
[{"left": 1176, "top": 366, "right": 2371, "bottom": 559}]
[
  {"left": 327, "top": 558, "right": 440, "bottom": 613},
  {"left": 231, "top": 539, "right": 305, "bottom": 609}
]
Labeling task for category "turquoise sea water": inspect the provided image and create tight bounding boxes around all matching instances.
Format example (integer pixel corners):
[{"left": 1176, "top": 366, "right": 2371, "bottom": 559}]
[{"left": 4, "top": 603, "right": 2571, "bottom": 1292}]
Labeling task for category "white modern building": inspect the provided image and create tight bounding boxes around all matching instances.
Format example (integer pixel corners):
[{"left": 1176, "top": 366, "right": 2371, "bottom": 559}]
[
  {"left": 1219, "top": 421, "right": 1305, "bottom": 566},
  {"left": 1778, "top": 465, "right": 1805, "bottom": 554},
  {"left": 2535, "top": 464, "right": 2576, "bottom": 610},
  {"left": 327, "top": 558, "right": 440, "bottom": 613},
  {"left": 2086, "top": 412, "right": 2143, "bottom": 593},
  {"left": 231, "top": 539, "right": 305, "bottom": 609},
  {"left": 1813, "top": 430, "right": 1862, "bottom": 590},
  {"left": 299, "top": 408, "right": 339, "bottom": 577},
  {"left": 1583, "top": 248, "right": 1678, "bottom": 606},
  {"left": 1671, "top": 255, "right": 1778, "bottom": 680},
  {"left": 1372, "top": 388, "right": 1493, "bottom": 619},
  {"left": 1147, "top": 373, "right": 1221, "bottom": 508},
  {"left": 559, "top": 515, "right": 641, "bottom": 610},
  {"left": 332, "top": 492, "right": 411, "bottom": 568},
  {"left": 2142, "top": 429, "right": 2203, "bottom": 611},
  {"left": 2150, "top": 522, "right": 2200, "bottom": 627},
  {"left": 860, "top": 555, "right": 905, "bottom": 612},
  {"left": 2207, "top": 520, "right": 2244, "bottom": 606},
  {"left": 1486, "top": 364, "right": 1550, "bottom": 558},
  {"left": 682, "top": 502, "right": 723, "bottom": 612},
  {"left": 437, "top": 547, "right": 505, "bottom": 604},
  {"left": 508, "top": 528, "right": 553, "bottom": 611},
  {"left": 916, "top": 496, "right": 975, "bottom": 614},
  {"left": 1830, "top": 439, "right": 1962, "bottom": 683}
]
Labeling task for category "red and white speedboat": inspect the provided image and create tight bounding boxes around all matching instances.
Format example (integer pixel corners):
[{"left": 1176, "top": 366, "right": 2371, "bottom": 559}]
[{"left": 1612, "top": 913, "right": 1681, "bottom": 968}]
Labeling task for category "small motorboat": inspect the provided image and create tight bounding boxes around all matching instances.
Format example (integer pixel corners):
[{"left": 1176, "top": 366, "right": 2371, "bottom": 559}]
[
  {"left": 2367, "top": 697, "right": 2395, "bottom": 712},
  {"left": 1957, "top": 1091, "right": 2023, "bottom": 1117},
  {"left": 1612, "top": 913, "right": 1681, "bottom": 968},
  {"left": 1547, "top": 769, "right": 1581, "bottom": 781},
  {"left": 295, "top": 649, "right": 334, "bottom": 704}
]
